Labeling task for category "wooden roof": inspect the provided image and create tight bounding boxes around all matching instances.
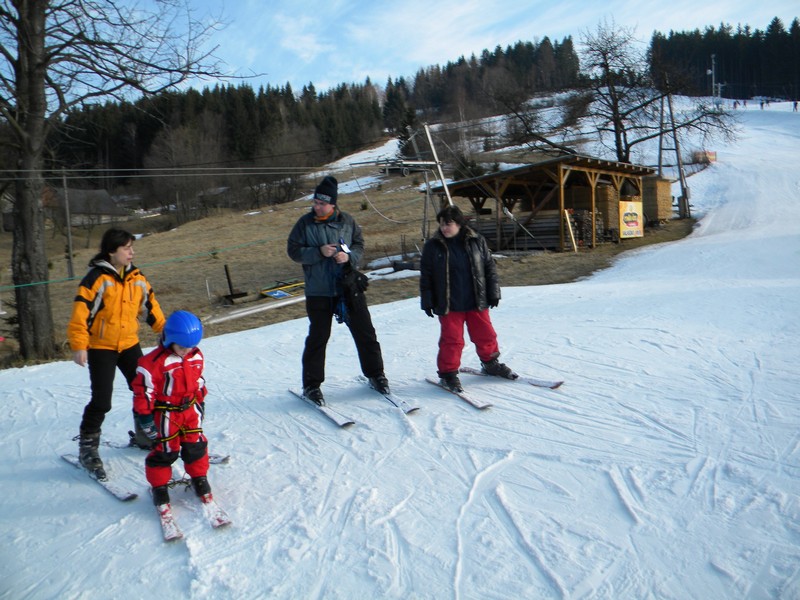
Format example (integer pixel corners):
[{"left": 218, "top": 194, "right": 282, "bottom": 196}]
[{"left": 431, "top": 154, "right": 656, "bottom": 200}]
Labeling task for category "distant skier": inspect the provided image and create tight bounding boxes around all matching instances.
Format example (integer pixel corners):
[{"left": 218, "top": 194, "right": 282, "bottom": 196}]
[
  {"left": 132, "top": 311, "right": 220, "bottom": 517},
  {"left": 420, "top": 205, "right": 515, "bottom": 392},
  {"left": 67, "top": 227, "right": 166, "bottom": 480}
]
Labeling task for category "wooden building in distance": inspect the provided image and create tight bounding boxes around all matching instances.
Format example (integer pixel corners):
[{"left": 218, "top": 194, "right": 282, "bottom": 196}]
[{"left": 429, "top": 154, "right": 670, "bottom": 251}]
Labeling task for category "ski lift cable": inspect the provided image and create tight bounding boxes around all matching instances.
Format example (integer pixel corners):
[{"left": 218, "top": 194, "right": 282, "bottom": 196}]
[{"left": 345, "top": 164, "right": 410, "bottom": 225}]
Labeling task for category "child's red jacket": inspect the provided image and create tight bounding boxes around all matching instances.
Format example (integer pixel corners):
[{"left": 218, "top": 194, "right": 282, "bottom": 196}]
[{"left": 133, "top": 344, "right": 207, "bottom": 416}]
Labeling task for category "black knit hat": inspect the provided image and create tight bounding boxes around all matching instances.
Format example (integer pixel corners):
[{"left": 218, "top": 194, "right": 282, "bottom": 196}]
[{"left": 313, "top": 175, "right": 338, "bottom": 205}]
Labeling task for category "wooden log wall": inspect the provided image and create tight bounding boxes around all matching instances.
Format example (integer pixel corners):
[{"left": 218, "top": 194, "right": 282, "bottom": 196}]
[
  {"left": 642, "top": 176, "right": 674, "bottom": 224},
  {"left": 471, "top": 210, "right": 579, "bottom": 251}
]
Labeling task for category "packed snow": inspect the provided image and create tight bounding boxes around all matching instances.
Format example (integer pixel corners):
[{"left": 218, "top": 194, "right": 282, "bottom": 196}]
[{"left": 1, "top": 103, "right": 799, "bottom": 600}]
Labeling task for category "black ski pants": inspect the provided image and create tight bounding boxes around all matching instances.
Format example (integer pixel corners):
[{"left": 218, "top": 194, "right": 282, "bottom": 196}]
[
  {"left": 302, "top": 295, "right": 384, "bottom": 389},
  {"left": 80, "top": 344, "right": 142, "bottom": 433}
]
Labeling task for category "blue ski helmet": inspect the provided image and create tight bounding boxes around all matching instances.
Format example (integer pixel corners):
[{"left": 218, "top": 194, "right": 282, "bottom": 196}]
[{"left": 162, "top": 310, "right": 203, "bottom": 348}]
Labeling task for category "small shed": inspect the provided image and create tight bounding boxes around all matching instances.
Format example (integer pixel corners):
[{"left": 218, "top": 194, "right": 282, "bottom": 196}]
[
  {"left": 43, "top": 187, "right": 128, "bottom": 227},
  {"left": 429, "top": 154, "right": 658, "bottom": 251}
]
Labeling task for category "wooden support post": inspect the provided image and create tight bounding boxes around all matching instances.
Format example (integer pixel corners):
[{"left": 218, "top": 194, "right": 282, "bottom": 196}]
[
  {"left": 223, "top": 264, "right": 248, "bottom": 303},
  {"left": 564, "top": 210, "right": 578, "bottom": 253}
]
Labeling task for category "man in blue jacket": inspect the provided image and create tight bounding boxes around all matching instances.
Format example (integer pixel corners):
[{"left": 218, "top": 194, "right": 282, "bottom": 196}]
[{"left": 287, "top": 175, "right": 389, "bottom": 405}]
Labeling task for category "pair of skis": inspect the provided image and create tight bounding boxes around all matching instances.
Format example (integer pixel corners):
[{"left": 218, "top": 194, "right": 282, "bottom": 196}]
[
  {"left": 62, "top": 437, "right": 233, "bottom": 541},
  {"left": 293, "top": 367, "right": 564, "bottom": 424},
  {"left": 288, "top": 377, "right": 420, "bottom": 427},
  {"left": 157, "top": 490, "right": 232, "bottom": 542}
]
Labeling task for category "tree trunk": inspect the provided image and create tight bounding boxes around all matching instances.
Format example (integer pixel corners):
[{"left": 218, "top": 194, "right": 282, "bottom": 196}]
[
  {"left": 13, "top": 178, "right": 56, "bottom": 359},
  {"left": 11, "top": 2, "right": 56, "bottom": 359}
]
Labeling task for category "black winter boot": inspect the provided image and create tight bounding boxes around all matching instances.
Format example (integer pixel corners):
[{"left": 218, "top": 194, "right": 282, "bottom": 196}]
[
  {"left": 152, "top": 485, "right": 170, "bottom": 507},
  {"left": 191, "top": 476, "right": 211, "bottom": 497},
  {"left": 303, "top": 386, "right": 325, "bottom": 406},
  {"left": 438, "top": 372, "right": 463, "bottom": 393},
  {"left": 368, "top": 374, "right": 390, "bottom": 395},
  {"left": 192, "top": 476, "right": 213, "bottom": 504},
  {"left": 480, "top": 358, "right": 517, "bottom": 380},
  {"left": 78, "top": 430, "right": 106, "bottom": 480}
]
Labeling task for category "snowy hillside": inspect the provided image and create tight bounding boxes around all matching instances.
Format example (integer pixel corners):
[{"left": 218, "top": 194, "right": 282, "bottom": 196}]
[{"left": 1, "top": 102, "right": 798, "bottom": 599}]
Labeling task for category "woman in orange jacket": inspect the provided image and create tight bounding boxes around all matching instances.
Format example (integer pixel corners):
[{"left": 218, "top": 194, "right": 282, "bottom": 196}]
[{"left": 67, "top": 228, "right": 166, "bottom": 480}]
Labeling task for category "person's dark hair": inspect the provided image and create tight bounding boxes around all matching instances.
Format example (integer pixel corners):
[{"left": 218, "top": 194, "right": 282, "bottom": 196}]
[
  {"left": 436, "top": 205, "right": 467, "bottom": 227},
  {"left": 96, "top": 228, "right": 135, "bottom": 261}
]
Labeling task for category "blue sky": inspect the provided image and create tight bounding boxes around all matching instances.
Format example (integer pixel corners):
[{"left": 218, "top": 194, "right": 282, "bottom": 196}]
[{"left": 192, "top": 1, "right": 797, "bottom": 92}]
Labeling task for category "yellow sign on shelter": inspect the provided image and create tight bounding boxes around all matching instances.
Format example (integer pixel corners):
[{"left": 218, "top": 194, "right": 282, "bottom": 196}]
[{"left": 619, "top": 200, "right": 643, "bottom": 238}]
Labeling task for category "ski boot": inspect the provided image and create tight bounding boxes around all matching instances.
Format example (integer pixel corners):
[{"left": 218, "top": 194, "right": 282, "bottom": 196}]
[
  {"left": 303, "top": 386, "right": 325, "bottom": 407},
  {"left": 438, "top": 372, "right": 464, "bottom": 393},
  {"left": 152, "top": 485, "right": 170, "bottom": 507},
  {"left": 480, "top": 358, "right": 517, "bottom": 380},
  {"left": 192, "top": 476, "right": 213, "bottom": 504},
  {"left": 78, "top": 430, "right": 107, "bottom": 481},
  {"left": 368, "top": 374, "right": 391, "bottom": 395}
]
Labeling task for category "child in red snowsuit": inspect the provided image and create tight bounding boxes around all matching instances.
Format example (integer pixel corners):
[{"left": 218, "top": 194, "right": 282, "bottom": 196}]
[{"left": 132, "top": 310, "right": 214, "bottom": 509}]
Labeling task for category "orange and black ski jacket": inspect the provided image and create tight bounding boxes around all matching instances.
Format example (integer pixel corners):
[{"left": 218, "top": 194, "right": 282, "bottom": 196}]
[{"left": 67, "top": 259, "right": 166, "bottom": 352}]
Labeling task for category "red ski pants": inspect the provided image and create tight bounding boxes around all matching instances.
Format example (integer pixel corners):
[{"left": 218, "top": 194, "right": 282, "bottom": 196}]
[
  {"left": 437, "top": 309, "right": 499, "bottom": 374},
  {"left": 144, "top": 404, "right": 209, "bottom": 488}
]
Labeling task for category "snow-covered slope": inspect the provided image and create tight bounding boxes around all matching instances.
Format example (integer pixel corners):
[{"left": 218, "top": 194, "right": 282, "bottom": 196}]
[{"left": 1, "top": 103, "right": 798, "bottom": 600}]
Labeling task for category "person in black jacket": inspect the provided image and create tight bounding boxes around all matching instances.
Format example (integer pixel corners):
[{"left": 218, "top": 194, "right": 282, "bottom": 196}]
[
  {"left": 287, "top": 175, "right": 389, "bottom": 406},
  {"left": 420, "top": 205, "right": 515, "bottom": 392}
]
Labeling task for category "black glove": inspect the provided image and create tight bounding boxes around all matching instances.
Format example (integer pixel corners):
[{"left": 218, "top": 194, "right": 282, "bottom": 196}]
[
  {"left": 489, "top": 300, "right": 499, "bottom": 309},
  {"left": 424, "top": 308, "right": 434, "bottom": 318}
]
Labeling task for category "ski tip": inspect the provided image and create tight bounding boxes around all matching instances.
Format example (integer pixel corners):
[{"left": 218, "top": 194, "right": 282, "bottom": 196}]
[
  {"left": 212, "top": 518, "right": 233, "bottom": 529},
  {"left": 62, "top": 454, "right": 138, "bottom": 500}
]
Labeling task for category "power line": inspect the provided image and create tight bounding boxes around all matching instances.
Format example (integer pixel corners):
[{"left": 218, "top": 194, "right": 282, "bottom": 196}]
[{"left": 0, "top": 235, "right": 280, "bottom": 292}]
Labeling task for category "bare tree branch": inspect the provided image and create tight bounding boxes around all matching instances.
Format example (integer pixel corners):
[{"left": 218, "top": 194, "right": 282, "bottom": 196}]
[
  {"left": 578, "top": 19, "right": 737, "bottom": 164},
  {"left": 0, "top": 0, "right": 227, "bottom": 359}
]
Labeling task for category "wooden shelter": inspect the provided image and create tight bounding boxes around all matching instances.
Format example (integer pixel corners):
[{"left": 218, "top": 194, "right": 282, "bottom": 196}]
[{"left": 429, "top": 154, "right": 657, "bottom": 251}]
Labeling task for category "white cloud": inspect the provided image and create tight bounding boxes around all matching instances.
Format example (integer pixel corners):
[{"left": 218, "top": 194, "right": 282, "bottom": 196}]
[{"left": 276, "top": 16, "right": 333, "bottom": 64}]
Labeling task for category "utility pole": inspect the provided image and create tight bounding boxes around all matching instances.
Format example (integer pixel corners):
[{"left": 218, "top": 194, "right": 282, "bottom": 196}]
[
  {"left": 62, "top": 169, "right": 75, "bottom": 278},
  {"left": 406, "top": 126, "right": 434, "bottom": 240},
  {"left": 658, "top": 81, "right": 691, "bottom": 219},
  {"left": 710, "top": 54, "right": 716, "bottom": 98},
  {"left": 423, "top": 124, "right": 452, "bottom": 206}
]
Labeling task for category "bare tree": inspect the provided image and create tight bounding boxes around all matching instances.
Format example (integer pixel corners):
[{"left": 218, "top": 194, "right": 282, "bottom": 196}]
[
  {"left": 578, "top": 20, "right": 736, "bottom": 164},
  {"left": 483, "top": 71, "right": 579, "bottom": 157},
  {"left": 144, "top": 111, "right": 226, "bottom": 222},
  {"left": 0, "top": 1, "right": 224, "bottom": 359}
]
